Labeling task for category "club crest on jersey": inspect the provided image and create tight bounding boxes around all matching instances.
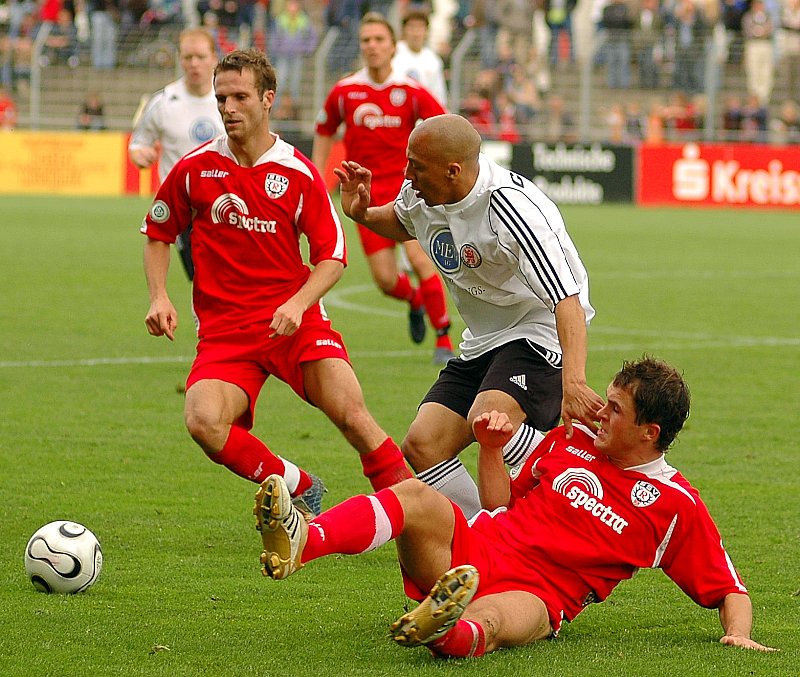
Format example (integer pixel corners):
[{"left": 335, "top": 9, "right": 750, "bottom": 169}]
[
  {"left": 390, "top": 88, "right": 407, "bottom": 107},
  {"left": 264, "top": 173, "right": 289, "bottom": 199},
  {"left": 149, "top": 200, "right": 170, "bottom": 223},
  {"left": 630, "top": 481, "right": 661, "bottom": 508},
  {"left": 190, "top": 117, "right": 218, "bottom": 144},
  {"left": 460, "top": 244, "right": 482, "bottom": 268},
  {"left": 430, "top": 230, "right": 459, "bottom": 274}
]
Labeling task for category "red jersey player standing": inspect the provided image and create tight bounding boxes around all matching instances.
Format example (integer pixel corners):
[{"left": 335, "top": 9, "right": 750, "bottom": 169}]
[
  {"left": 141, "top": 49, "right": 412, "bottom": 515},
  {"left": 313, "top": 12, "right": 455, "bottom": 365},
  {"left": 255, "top": 357, "right": 776, "bottom": 657}
]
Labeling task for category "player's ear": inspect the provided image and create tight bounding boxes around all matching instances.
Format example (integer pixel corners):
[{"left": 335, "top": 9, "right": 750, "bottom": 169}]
[
  {"left": 642, "top": 422, "right": 661, "bottom": 446},
  {"left": 447, "top": 163, "right": 461, "bottom": 179}
]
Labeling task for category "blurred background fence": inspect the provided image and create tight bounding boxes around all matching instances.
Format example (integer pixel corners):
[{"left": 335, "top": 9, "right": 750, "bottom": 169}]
[{"left": 1, "top": 0, "right": 797, "bottom": 145}]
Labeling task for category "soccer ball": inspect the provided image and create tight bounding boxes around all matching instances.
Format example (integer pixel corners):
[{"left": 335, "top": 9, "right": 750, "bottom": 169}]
[{"left": 24, "top": 521, "right": 103, "bottom": 594}]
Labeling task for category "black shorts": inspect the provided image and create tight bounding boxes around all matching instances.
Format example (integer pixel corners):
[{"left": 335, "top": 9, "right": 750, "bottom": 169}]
[{"left": 421, "top": 339, "right": 562, "bottom": 430}]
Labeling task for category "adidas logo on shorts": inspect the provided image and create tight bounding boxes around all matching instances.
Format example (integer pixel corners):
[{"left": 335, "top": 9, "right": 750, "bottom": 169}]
[{"left": 510, "top": 374, "right": 527, "bottom": 391}]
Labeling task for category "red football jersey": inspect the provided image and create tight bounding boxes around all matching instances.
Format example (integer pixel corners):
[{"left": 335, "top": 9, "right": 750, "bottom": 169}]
[
  {"left": 315, "top": 68, "right": 446, "bottom": 203},
  {"left": 473, "top": 426, "right": 748, "bottom": 620},
  {"left": 141, "top": 135, "right": 346, "bottom": 338}
]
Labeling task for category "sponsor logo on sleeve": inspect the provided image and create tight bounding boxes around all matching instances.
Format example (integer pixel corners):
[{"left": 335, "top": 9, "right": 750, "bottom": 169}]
[{"left": 149, "top": 200, "right": 170, "bottom": 223}]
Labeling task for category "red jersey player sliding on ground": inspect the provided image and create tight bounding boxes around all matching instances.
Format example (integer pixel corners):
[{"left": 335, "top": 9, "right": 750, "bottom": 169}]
[
  {"left": 313, "top": 12, "right": 455, "bottom": 365},
  {"left": 141, "top": 49, "right": 412, "bottom": 515},
  {"left": 254, "top": 356, "right": 776, "bottom": 657}
]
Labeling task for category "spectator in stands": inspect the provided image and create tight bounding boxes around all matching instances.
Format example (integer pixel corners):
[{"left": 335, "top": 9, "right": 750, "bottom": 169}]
[
  {"left": 624, "top": 99, "right": 647, "bottom": 141},
  {"left": 139, "top": 0, "right": 183, "bottom": 28},
  {"left": 720, "top": 93, "right": 743, "bottom": 141},
  {"left": 495, "top": 0, "right": 533, "bottom": 66},
  {"left": 780, "top": 0, "right": 800, "bottom": 97},
  {"left": 460, "top": 68, "right": 497, "bottom": 136},
  {"left": 87, "top": 0, "right": 120, "bottom": 69},
  {"left": 41, "top": 7, "right": 80, "bottom": 66},
  {"left": 605, "top": 102, "right": 625, "bottom": 142},
  {"left": 0, "top": 85, "right": 18, "bottom": 129},
  {"left": 741, "top": 0, "right": 775, "bottom": 105},
  {"left": 326, "top": 0, "right": 365, "bottom": 76},
  {"left": 392, "top": 9, "right": 448, "bottom": 106},
  {"left": 77, "top": 91, "right": 106, "bottom": 129},
  {"left": 201, "top": 9, "right": 238, "bottom": 55},
  {"left": 669, "top": 0, "right": 708, "bottom": 95},
  {"left": 644, "top": 99, "right": 666, "bottom": 144},
  {"left": 508, "top": 62, "right": 541, "bottom": 126},
  {"left": 600, "top": 0, "right": 634, "bottom": 89},
  {"left": 542, "top": 92, "right": 576, "bottom": 143},
  {"left": 663, "top": 90, "right": 699, "bottom": 139},
  {"left": 721, "top": 0, "right": 748, "bottom": 63},
  {"left": 6, "top": 9, "right": 37, "bottom": 91},
  {"left": 269, "top": 0, "right": 318, "bottom": 118},
  {"left": 495, "top": 90, "right": 521, "bottom": 142},
  {"left": 544, "top": 0, "right": 576, "bottom": 67},
  {"left": 739, "top": 93, "right": 769, "bottom": 143},
  {"left": 464, "top": 0, "right": 499, "bottom": 68},
  {"left": 635, "top": 0, "right": 664, "bottom": 89},
  {"left": 771, "top": 99, "right": 800, "bottom": 144}
]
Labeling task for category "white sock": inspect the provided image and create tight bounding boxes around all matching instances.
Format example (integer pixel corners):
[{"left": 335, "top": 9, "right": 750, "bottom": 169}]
[
  {"left": 416, "top": 458, "right": 481, "bottom": 519},
  {"left": 502, "top": 423, "right": 545, "bottom": 467},
  {"left": 279, "top": 456, "right": 300, "bottom": 494}
]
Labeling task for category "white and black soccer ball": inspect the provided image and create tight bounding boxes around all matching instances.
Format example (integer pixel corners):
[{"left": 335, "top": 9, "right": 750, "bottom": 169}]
[{"left": 24, "top": 521, "right": 103, "bottom": 594}]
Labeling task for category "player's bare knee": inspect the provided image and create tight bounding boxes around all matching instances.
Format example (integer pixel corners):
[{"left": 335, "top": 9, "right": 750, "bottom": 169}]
[
  {"left": 184, "top": 410, "right": 220, "bottom": 452},
  {"left": 400, "top": 430, "right": 438, "bottom": 471}
]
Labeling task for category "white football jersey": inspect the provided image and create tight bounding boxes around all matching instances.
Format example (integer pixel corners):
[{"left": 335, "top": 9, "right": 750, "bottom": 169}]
[
  {"left": 391, "top": 41, "right": 448, "bottom": 106},
  {"left": 129, "top": 78, "right": 224, "bottom": 182},
  {"left": 394, "top": 154, "right": 594, "bottom": 360}
]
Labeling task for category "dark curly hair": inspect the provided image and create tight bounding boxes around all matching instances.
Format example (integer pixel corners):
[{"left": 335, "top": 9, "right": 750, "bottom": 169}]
[{"left": 613, "top": 357, "right": 691, "bottom": 452}]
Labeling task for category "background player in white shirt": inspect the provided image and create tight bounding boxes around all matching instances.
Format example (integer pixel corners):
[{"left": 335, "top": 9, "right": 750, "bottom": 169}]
[
  {"left": 129, "top": 28, "right": 224, "bottom": 280},
  {"left": 391, "top": 9, "right": 448, "bottom": 106},
  {"left": 254, "top": 357, "right": 776, "bottom": 658},
  {"left": 334, "top": 113, "right": 604, "bottom": 517}
]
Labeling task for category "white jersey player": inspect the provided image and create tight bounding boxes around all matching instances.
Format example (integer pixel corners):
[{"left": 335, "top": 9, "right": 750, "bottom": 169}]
[
  {"left": 129, "top": 28, "right": 223, "bottom": 279},
  {"left": 335, "top": 113, "right": 604, "bottom": 519}
]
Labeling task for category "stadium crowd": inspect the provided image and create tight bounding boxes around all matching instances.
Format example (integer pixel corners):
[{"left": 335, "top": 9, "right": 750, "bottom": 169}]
[{"left": 1, "top": 0, "right": 798, "bottom": 143}]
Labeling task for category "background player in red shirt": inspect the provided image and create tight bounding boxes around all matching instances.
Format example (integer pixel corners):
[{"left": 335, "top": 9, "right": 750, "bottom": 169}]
[
  {"left": 141, "top": 49, "right": 411, "bottom": 515},
  {"left": 313, "top": 12, "right": 455, "bottom": 365},
  {"left": 255, "top": 357, "right": 776, "bottom": 657}
]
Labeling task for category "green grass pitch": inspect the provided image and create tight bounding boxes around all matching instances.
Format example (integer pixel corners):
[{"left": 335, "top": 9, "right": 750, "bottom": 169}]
[{"left": 0, "top": 196, "right": 797, "bottom": 676}]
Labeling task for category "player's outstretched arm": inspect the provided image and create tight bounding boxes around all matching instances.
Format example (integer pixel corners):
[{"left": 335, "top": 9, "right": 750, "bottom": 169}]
[
  {"left": 334, "top": 161, "right": 411, "bottom": 242},
  {"left": 554, "top": 295, "right": 604, "bottom": 438},
  {"left": 474, "top": 411, "right": 514, "bottom": 510},
  {"left": 718, "top": 593, "right": 778, "bottom": 652},
  {"left": 143, "top": 238, "right": 178, "bottom": 341}
]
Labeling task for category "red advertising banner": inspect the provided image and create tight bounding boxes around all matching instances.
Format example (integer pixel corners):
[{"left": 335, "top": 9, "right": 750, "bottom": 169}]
[{"left": 639, "top": 143, "right": 800, "bottom": 208}]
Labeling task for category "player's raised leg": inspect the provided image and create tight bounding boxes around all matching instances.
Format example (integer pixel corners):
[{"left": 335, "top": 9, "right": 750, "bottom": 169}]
[{"left": 184, "top": 378, "right": 323, "bottom": 512}]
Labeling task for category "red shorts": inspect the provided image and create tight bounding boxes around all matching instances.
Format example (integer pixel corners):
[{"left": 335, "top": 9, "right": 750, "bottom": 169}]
[
  {"left": 186, "top": 309, "right": 350, "bottom": 430},
  {"left": 401, "top": 503, "right": 593, "bottom": 635}
]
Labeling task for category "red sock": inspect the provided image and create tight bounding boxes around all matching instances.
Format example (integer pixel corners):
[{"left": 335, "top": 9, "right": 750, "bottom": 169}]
[
  {"left": 359, "top": 437, "right": 413, "bottom": 490},
  {"left": 208, "top": 426, "right": 311, "bottom": 494},
  {"left": 387, "top": 272, "right": 418, "bottom": 304},
  {"left": 302, "top": 487, "right": 404, "bottom": 563},
  {"left": 429, "top": 620, "right": 486, "bottom": 658},
  {"left": 419, "top": 275, "right": 450, "bottom": 330}
]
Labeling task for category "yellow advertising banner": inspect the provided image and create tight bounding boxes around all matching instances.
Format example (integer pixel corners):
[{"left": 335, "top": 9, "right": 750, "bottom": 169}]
[{"left": 0, "top": 131, "right": 127, "bottom": 195}]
